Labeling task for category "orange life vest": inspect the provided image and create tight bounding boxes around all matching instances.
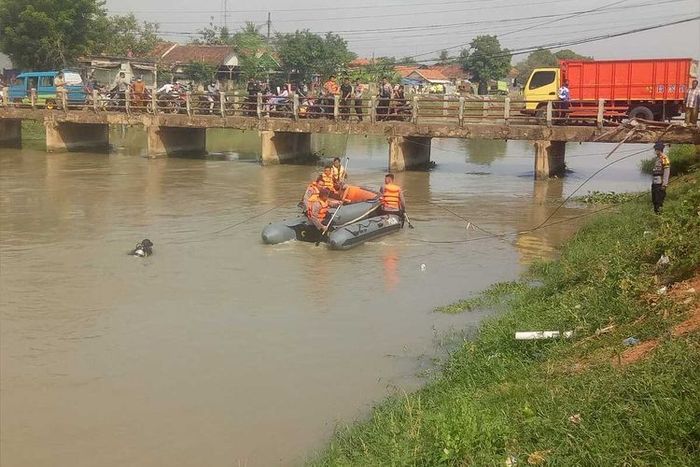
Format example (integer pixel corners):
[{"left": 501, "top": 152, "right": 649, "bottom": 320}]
[
  {"left": 381, "top": 183, "right": 401, "bottom": 210},
  {"left": 307, "top": 195, "right": 329, "bottom": 221},
  {"left": 306, "top": 183, "right": 320, "bottom": 197},
  {"left": 322, "top": 173, "right": 335, "bottom": 191}
]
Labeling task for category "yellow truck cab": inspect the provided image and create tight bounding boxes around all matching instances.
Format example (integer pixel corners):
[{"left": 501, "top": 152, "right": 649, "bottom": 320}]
[{"left": 523, "top": 67, "right": 560, "bottom": 113}]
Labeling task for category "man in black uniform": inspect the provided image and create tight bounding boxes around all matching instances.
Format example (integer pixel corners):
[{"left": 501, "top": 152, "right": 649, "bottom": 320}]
[{"left": 651, "top": 142, "right": 671, "bottom": 214}]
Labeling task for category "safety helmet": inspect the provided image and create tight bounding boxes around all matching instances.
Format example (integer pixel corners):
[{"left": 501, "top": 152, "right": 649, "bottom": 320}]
[{"left": 653, "top": 142, "right": 665, "bottom": 151}]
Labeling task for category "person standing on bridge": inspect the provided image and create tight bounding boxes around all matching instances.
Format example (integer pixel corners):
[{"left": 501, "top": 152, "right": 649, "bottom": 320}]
[
  {"left": 377, "top": 77, "right": 393, "bottom": 121},
  {"left": 651, "top": 142, "right": 671, "bottom": 214},
  {"left": 354, "top": 79, "right": 364, "bottom": 121},
  {"left": 556, "top": 80, "right": 570, "bottom": 123},
  {"left": 340, "top": 77, "right": 352, "bottom": 121},
  {"left": 685, "top": 79, "right": 699, "bottom": 126}
]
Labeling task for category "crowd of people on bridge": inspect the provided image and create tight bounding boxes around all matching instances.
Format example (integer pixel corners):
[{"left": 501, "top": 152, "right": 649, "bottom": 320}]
[{"left": 243, "top": 75, "right": 411, "bottom": 121}]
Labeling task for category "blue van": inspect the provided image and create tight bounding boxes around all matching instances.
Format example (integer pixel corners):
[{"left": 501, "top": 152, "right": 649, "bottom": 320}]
[{"left": 8, "top": 71, "right": 85, "bottom": 108}]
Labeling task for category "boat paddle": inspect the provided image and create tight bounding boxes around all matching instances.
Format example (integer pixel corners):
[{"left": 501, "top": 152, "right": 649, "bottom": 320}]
[{"left": 403, "top": 212, "right": 415, "bottom": 229}]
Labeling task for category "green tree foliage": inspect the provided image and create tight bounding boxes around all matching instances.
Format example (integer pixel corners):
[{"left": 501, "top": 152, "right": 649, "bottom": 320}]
[
  {"left": 93, "top": 13, "right": 159, "bottom": 57},
  {"left": 459, "top": 35, "right": 511, "bottom": 94},
  {"left": 183, "top": 61, "right": 217, "bottom": 84},
  {"left": 0, "top": 0, "right": 106, "bottom": 69},
  {"left": 437, "top": 50, "right": 450, "bottom": 64},
  {"left": 193, "top": 22, "right": 273, "bottom": 80},
  {"left": 515, "top": 48, "right": 593, "bottom": 84},
  {"left": 275, "top": 30, "right": 356, "bottom": 82},
  {"left": 347, "top": 57, "right": 400, "bottom": 85}
]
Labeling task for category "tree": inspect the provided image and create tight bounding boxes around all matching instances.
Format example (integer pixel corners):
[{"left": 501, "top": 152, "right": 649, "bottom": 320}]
[
  {"left": 437, "top": 50, "right": 450, "bottom": 64},
  {"left": 93, "top": 14, "right": 159, "bottom": 57},
  {"left": 459, "top": 35, "right": 511, "bottom": 95},
  {"left": 192, "top": 22, "right": 272, "bottom": 81},
  {"left": 514, "top": 48, "right": 592, "bottom": 85},
  {"left": 184, "top": 61, "right": 217, "bottom": 84},
  {"left": 0, "top": 0, "right": 106, "bottom": 69},
  {"left": 275, "top": 30, "right": 356, "bottom": 82}
]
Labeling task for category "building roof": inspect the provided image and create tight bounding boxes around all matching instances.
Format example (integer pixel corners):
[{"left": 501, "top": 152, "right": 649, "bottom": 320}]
[
  {"left": 159, "top": 44, "right": 237, "bottom": 67},
  {"left": 430, "top": 64, "right": 466, "bottom": 80},
  {"left": 408, "top": 69, "right": 451, "bottom": 83},
  {"left": 349, "top": 58, "right": 374, "bottom": 67},
  {"left": 150, "top": 42, "right": 178, "bottom": 59},
  {"left": 394, "top": 65, "right": 418, "bottom": 78},
  {"left": 147, "top": 42, "right": 238, "bottom": 67}
]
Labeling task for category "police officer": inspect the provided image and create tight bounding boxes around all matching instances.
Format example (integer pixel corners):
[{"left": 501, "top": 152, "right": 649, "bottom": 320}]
[{"left": 651, "top": 142, "right": 670, "bottom": 214}]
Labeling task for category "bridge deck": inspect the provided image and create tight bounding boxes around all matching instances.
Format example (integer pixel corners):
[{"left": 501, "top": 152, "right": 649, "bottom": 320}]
[{"left": 1, "top": 107, "right": 699, "bottom": 144}]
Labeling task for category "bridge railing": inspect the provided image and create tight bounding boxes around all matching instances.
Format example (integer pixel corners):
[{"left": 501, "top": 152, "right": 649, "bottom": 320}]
[{"left": 0, "top": 86, "right": 626, "bottom": 127}]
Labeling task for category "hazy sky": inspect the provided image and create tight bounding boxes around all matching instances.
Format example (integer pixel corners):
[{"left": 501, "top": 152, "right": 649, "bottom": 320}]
[{"left": 105, "top": 0, "right": 700, "bottom": 62}]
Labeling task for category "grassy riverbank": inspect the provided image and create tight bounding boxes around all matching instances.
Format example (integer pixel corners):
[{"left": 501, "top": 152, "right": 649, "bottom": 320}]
[{"left": 313, "top": 154, "right": 699, "bottom": 465}]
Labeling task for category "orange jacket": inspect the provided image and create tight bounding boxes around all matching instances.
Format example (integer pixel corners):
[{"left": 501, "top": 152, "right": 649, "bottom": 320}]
[
  {"left": 381, "top": 183, "right": 402, "bottom": 210},
  {"left": 307, "top": 195, "right": 329, "bottom": 221}
]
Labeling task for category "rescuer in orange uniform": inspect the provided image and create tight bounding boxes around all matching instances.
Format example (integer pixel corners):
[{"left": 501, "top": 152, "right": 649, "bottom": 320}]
[
  {"left": 307, "top": 188, "right": 341, "bottom": 231},
  {"left": 379, "top": 173, "right": 406, "bottom": 225},
  {"left": 321, "top": 165, "right": 339, "bottom": 196},
  {"left": 302, "top": 175, "right": 325, "bottom": 210}
]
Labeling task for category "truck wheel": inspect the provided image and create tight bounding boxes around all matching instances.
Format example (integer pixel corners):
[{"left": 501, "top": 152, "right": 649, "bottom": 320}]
[{"left": 629, "top": 106, "right": 653, "bottom": 121}]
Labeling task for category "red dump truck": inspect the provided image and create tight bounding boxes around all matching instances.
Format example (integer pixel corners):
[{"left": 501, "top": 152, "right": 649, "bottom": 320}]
[{"left": 524, "top": 58, "right": 699, "bottom": 121}]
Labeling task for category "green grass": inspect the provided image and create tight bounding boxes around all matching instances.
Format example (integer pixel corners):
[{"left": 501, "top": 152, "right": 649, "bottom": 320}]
[
  {"left": 311, "top": 168, "right": 700, "bottom": 466},
  {"left": 434, "top": 281, "right": 526, "bottom": 314},
  {"left": 572, "top": 190, "right": 640, "bottom": 205},
  {"left": 640, "top": 144, "right": 699, "bottom": 176}
]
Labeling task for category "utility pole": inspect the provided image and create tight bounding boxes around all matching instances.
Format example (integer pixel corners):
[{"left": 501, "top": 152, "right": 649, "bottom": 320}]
[
  {"left": 223, "top": 0, "right": 228, "bottom": 29},
  {"left": 266, "top": 12, "right": 271, "bottom": 42}
]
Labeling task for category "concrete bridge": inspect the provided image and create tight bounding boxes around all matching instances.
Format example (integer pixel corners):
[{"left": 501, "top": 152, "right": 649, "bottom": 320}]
[{"left": 1, "top": 99, "right": 699, "bottom": 178}]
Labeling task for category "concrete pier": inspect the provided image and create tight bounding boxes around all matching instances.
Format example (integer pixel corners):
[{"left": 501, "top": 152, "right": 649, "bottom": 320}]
[
  {"left": 0, "top": 119, "right": 22, "bottom": 148},
  {"left": 147, "top": 126, "right": 206, "bottom": 157},
  {"left": 388, "top": 136, "right": 431, "bottom": 171},
  {"left": 534, "top": 140, "right": 566, "bottom": 179},
  {"left": 45, "top": 122, "right": 110, "bottom": 152},
  {"left": 260, "top": 131, "right": 312, "bottom": 165}
]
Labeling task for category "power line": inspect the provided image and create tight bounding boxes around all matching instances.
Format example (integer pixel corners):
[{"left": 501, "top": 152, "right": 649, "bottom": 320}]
[{"left": 404, "top": 15, "right": 699, "bottom": 62}]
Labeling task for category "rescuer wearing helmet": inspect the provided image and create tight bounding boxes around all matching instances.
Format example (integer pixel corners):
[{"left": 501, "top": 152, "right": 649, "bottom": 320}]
[
  {"left": 379, "top": 173, "right": 406, "bottom": 225},
  {"left": 651, "top": 142, "right": 671, "bottom": 214},
  {"left": 307, "top": 188, "right": 341, "bottom": 231}
]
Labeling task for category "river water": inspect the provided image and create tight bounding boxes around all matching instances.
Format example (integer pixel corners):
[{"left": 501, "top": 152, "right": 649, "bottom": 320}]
[{"left": 0, "top": 129, "right": 651, "bottom": 466}]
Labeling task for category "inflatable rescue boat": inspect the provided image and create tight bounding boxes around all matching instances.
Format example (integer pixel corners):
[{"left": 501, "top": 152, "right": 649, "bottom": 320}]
[{"left": 261, "top": 185, "right": 403, "bottom": 249}]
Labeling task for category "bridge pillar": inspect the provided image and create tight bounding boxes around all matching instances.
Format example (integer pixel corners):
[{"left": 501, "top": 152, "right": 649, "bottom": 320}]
[
  {"left": 45, "top": 122, "right": 110, "bottom": 153},
  {"left": 0, "top": 119, "right": 22, "bottom": 148},
  {"left": 260, "top": 130, "right": 312, "bottom": 165},
  {"left": 147, "top": 126, "right": 206, "bottom": 158},
  {"left": 534, "top": 140, "right": 566, "bottom": 179},
  {"left": 388, "top": 136, "right": 431, "bottom": 172}
]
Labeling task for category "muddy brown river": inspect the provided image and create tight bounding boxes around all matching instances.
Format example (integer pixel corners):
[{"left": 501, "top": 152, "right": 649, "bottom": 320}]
[{"left": 0, "top": 129, "right": 651, "bottom": 466}]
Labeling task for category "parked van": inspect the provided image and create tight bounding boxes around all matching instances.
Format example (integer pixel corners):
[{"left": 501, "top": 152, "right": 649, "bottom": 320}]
[{"left": 8, "top": 71, "right": 85, "bottom": 108}]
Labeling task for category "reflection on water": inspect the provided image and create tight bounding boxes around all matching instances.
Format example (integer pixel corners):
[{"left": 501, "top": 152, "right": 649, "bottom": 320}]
[{"left": 0, "top": 132, "right": 652, "bottom": 466}]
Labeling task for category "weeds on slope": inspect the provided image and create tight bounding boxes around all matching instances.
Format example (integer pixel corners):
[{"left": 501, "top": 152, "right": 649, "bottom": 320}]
[{"left": 311, "top": 170, "right": 700, "bottom": 466}]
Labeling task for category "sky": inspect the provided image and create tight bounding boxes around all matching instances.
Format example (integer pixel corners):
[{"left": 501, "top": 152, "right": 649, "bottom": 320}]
[{"left": 107, "top": 0, "right": 700, "bottom": 63}]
